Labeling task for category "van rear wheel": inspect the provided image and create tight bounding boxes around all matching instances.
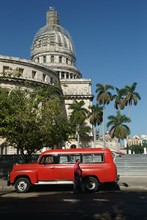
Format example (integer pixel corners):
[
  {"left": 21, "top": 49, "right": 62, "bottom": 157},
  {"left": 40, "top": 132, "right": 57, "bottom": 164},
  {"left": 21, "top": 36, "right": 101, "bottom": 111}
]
[
  {"left": 84, "top": 177, "right": 99, "bottom": 192},
  {"left": 15, "top": 177, "right": 30, "bottom": 193}
]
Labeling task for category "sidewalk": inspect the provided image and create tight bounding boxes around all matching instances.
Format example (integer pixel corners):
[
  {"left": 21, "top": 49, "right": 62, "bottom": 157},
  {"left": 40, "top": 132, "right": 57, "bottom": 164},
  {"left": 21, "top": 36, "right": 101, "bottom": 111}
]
[
  {"left": 119, "top": 176, "right": 147, "bottom": 186},
  {"left": 0, "top": 178, "right": 14, "bottom": 192}
]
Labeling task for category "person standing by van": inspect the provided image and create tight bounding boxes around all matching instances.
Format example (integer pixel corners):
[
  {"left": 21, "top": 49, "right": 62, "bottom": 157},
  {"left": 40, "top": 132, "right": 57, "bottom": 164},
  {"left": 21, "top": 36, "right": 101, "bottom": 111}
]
[{"left": 73, "top": 159, "right": 84, "bottom": 193}]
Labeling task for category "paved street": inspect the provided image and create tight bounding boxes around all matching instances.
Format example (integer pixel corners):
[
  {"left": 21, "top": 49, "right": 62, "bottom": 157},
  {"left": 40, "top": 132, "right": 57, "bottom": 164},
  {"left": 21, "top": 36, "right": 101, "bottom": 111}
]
[
  {"left": 0, "top": 187, "right": 147, "bottom": 220},
  {"left": 0, "top": 177, "right": 147, "bottom": 220}
]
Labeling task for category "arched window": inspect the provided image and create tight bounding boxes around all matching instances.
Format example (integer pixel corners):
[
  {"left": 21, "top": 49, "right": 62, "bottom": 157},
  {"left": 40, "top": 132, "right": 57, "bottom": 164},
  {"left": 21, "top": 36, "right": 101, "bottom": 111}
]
[
  {"left": 61, "top": 72, "right": 64, "bottom": 79},
  {"left": 43, "top": 56, "right": 46, "bottom": 63},
  {"left": 59, "top": 56, "right": 62, "bottom": 63},
  {"left": 51, "top": 55, "right": 54, "bottom": 63},
  {"left": 66, "top": 73, "right": 69, "bottom": 79}
]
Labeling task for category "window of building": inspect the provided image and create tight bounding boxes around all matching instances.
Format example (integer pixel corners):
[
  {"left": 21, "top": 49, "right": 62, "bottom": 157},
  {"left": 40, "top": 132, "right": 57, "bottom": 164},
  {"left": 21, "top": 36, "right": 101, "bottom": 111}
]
[
  {"left": 57, "top": 71, "right": 60, "bottom": 78},
  {"left": 61, "top": 72, "right": 64, "bottom": 79},
  {"left": 59, "top": 56, "right": 62, "bottom": 63},
  {"left": 51, "top": 55, "right": 54, "bottom": 63},
  {"left": 43, "top": 56, "right": 46, "bottom": 63},
  {"left": 18, "top": 68, "right": 24, "bottom": 74},
  {"left": 3, "top": 66, "right": 9, "bottom": 73},
  {"left": 50, "top": 77, "right": 53, "bottom": 84},
  {"left": 43, "top": 74, "right": 46, "bottom": 82},
  {"left": 32, "top": 71, "right": 36, "bottom": 79}
]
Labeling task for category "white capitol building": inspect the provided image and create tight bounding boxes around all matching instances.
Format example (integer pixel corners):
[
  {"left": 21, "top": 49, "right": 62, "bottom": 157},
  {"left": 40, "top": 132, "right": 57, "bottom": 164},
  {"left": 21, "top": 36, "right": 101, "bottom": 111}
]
[
  {"left": 0, "top": 6, "right": 122, "bottom": 155},
  {"left": 0, "top": 7, "right": 94, "bottom": 154}
]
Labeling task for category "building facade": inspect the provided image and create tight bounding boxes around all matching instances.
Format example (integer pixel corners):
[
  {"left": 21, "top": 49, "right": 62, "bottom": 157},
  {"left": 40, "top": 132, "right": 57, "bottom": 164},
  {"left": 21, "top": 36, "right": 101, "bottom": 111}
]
[{"left": 0, "top": 7, "right": 93, "bottom": 154}]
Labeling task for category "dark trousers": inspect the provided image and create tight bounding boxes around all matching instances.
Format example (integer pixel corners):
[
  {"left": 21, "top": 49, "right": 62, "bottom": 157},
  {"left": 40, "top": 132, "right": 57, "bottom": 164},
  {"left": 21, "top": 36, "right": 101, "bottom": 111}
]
[{"left": 73, "top": 175, "right": 84, "bottom": 193}]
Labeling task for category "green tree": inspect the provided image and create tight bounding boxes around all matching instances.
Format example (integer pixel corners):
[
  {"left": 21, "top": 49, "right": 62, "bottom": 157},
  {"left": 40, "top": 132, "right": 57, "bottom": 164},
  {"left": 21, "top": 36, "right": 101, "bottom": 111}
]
[
  {"left": 0, "top": 86, "right": 70, "bottom": 158},
  {"left": 89, "top": 103, "right": 103, "bottom": 147},
  {"left": 107, "top": 110, "right": 131, "bottom": 151},
  {"left": 0, "top": 87, "right": 11, "bottom": 136},
  {"left": 68, "top": 100, "right": 90, "bottom": 147},
  {"left": 39, "top": 97, "right": 70, "bottom": 148},
  {"left": 0, "top": 87, "right": 43, "bottom": 156},
  {"left": 128, "top": 145, "right": 144, "bottom": 154},
  {"left": 95, "top": 83, "right": 114, "bottom": 148}
]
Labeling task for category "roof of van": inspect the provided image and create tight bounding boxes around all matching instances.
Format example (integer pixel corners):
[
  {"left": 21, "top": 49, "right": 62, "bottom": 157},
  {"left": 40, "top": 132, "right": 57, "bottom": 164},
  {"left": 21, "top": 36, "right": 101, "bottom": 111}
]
[{"left": 41, "top": 148, "right": 111, "bottom": 155}]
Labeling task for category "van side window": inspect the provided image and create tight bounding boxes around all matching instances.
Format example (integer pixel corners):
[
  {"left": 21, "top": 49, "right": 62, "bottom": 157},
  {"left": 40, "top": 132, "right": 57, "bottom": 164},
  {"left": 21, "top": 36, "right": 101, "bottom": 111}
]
[
  {"left": 93, "top": 154, "right": 104, "bottom": 162},
  {"left": 70, "top": 155, "right": 81, "bottom": 163},
  {"left": 59, "top": 155, "right": 69, "bottom": 164},
  {"left": 45, "top": 156, "right": 54, "bottom": 164},
  {"left": 39, "top": 156, "right": 46, "bottom": 164},
  {"left": 82, "top": 154, "right": 104, "bottom": 163},
  {"left": 39, "top": 155, "right": 54, "bottom": 164}
]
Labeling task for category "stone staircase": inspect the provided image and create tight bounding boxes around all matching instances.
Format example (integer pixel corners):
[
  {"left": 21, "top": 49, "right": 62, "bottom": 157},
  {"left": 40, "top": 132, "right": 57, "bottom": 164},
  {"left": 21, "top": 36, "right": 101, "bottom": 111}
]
[{"left": 115, "top": 154, "right": 147, "bottom": 176}]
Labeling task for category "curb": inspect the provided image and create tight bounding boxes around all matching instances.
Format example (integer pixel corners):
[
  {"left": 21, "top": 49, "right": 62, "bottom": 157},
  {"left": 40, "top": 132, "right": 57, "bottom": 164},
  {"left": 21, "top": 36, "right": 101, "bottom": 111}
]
[{"left": 0, "top": 185, "right": 14, "bottom": 191}]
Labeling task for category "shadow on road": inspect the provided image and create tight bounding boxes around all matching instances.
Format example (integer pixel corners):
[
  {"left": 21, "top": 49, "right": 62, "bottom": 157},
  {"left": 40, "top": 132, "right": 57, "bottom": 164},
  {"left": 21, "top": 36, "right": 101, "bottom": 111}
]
[
  {"left": 31, "top": 182, "right": 122, "bottom": 193},
  {"left": 0, "top": 184, "right": 147, "bottom": 220}
]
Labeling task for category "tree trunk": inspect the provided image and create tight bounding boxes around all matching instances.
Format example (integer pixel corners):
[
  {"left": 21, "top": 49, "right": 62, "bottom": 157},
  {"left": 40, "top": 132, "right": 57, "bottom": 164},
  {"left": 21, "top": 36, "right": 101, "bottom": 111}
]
[
  {"left": 103, "top": 106, "right": 106, "bottom": 148},
  {"left": 93, "top": 126, "right": 96, "bottom": 148}
]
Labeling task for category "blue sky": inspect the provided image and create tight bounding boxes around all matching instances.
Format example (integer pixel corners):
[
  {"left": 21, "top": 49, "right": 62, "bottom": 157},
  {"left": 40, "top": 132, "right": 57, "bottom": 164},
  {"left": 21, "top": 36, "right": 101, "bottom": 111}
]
[{"left": 0, "top": 0, "right": 147, "bottom": 137}]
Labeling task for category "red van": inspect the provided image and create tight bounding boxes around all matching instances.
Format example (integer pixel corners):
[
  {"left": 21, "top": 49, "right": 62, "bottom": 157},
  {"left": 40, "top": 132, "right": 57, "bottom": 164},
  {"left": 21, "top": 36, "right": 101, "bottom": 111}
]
[{"left": 7, "top": 148, "right": 119, "bottom": 193}]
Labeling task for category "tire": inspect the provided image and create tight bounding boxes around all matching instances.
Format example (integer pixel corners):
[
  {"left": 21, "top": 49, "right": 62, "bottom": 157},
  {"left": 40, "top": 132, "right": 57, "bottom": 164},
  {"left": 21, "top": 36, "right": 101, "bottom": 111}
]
[
  {"left": 84, "top": 177, "right": 99, "bottom": 192},
  {"left": 15, "top": 177, "right": 30, "bottom": 193}
]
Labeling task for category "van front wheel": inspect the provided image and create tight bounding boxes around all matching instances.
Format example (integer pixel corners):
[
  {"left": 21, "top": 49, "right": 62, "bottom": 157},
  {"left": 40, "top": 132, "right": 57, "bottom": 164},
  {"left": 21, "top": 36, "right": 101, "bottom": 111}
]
[
  {"left": 84, "top": 177, "right": 99, "bottom": 192},
  {"left": 15, "top": 177, "right": 30, "bottom": 193}
]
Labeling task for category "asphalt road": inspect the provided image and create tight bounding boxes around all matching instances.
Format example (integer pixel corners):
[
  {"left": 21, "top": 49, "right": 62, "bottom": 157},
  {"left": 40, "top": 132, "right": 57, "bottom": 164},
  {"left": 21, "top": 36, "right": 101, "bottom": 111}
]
[
  {"left": 0, "top": 186, "right": 147, "bottom": 220},
  {"left": 0, "top": 177, "right": 147, "bottom": 220}
]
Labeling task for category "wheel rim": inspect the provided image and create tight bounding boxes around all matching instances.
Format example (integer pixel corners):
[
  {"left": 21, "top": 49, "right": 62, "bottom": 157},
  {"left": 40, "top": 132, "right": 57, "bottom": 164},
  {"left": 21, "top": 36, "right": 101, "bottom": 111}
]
[
  {"left": 86, "top": 180, "right": 96, "bottom": 190},
  {"left": 17, "top": 181, "right": 28, "bottom": 192}
]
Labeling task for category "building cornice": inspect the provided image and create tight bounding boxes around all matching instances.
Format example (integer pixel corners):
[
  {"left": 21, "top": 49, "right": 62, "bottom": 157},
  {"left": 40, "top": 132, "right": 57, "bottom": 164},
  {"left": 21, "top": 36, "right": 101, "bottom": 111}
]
[
  {"left": 0, "top": 76, "right": 63, "bottom": 95},
  {"left": 0, "top": 55, "right": 57, "bottom": 76}
]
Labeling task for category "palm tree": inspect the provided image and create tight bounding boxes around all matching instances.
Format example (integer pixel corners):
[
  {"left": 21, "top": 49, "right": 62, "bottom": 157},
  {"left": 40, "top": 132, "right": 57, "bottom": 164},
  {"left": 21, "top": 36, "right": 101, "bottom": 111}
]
[
  {"left": 68, "top": 100, "right": 89, "bottom": 147},
  {"left": 89, "top": 103, "right": 103, "bottom": 147},
  {"left": 107, "top": 110, "right": 131, "bottom": 152},
  {"left": 122, "top": 82, "right": 141, "bottom": 150},
  {"left": 113, "top": 87, "right": 126, "bottom": 110},
  {"left": 123, "top": 82, "right": 141, "bottom": 118},
  {"left": 95, "top": 83, "right": 114, "bottom": 148}
]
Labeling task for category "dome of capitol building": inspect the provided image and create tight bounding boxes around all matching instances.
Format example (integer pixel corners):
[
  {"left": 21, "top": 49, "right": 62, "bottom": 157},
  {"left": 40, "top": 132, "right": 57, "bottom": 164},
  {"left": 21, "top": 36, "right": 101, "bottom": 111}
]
[{"left": 31, "top": 6, "right": 82, "bottom": 80}]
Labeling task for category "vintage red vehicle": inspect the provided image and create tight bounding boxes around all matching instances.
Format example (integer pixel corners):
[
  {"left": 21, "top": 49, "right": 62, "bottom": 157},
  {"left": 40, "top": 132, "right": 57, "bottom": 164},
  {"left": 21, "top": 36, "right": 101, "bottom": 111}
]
[{"left": 7, "top": 147, "right": 119, "bottom": 193}]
